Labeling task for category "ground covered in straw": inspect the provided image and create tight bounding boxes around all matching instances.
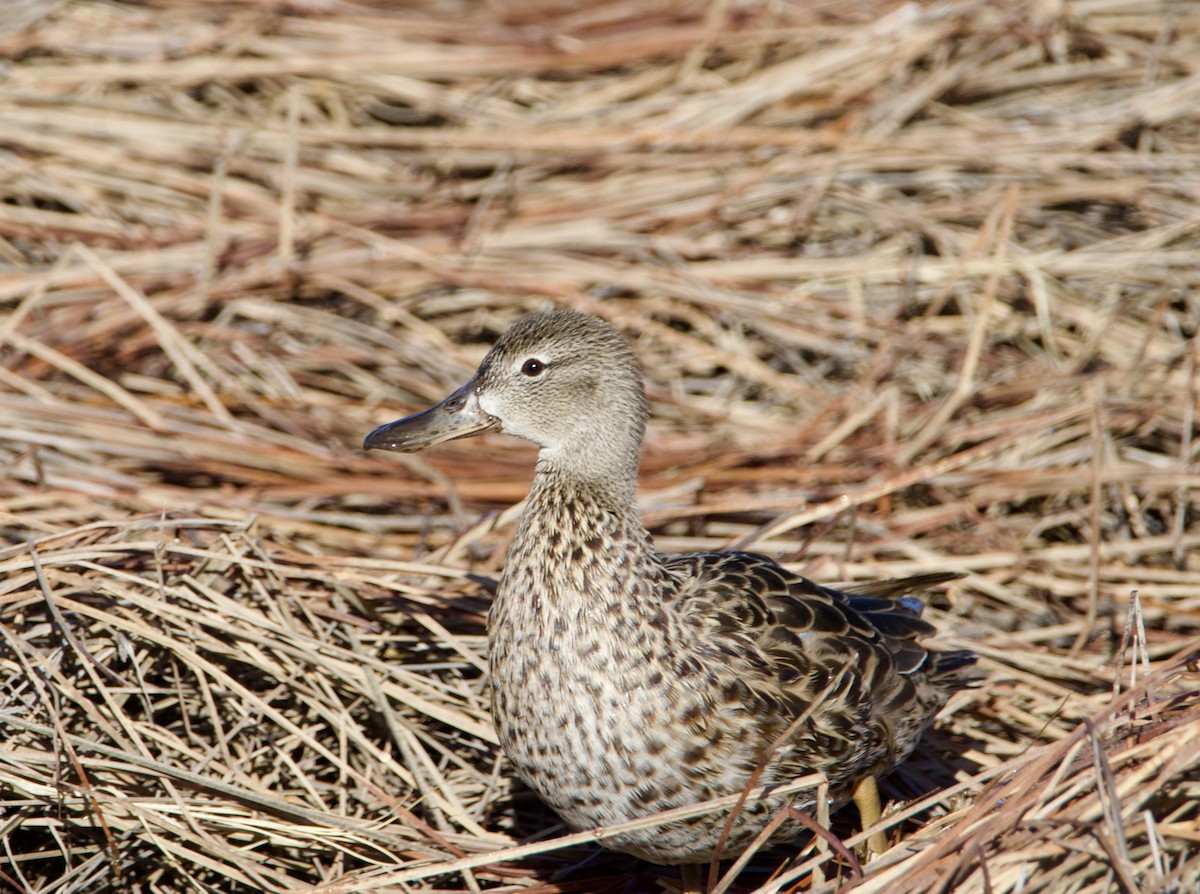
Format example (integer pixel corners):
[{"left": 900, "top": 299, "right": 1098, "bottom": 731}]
[{"left": 1, "top": 1, "right": 1198, "bottom": 892}]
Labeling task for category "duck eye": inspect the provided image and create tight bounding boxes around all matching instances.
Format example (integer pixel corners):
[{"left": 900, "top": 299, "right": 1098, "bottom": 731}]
[{"left": 521, "top": 359, "right": 545, "bottom": 377}]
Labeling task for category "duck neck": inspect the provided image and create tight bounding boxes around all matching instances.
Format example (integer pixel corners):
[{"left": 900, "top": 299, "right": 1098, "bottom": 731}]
[
  {"left": 497, "top": 447, "right": 661, "bottom": 618},
  {"left": 532, "top": 441, "right": 641, "bottom": 513}
]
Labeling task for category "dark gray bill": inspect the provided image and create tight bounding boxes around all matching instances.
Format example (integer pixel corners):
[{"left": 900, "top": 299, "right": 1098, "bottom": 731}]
[{"left": 363, "top": 380, "right": 498, "bottom": 453}]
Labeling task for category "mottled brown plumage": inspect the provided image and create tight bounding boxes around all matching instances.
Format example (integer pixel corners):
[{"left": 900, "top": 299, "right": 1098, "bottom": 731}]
[{"left": 365, "top": 310, "right": 975, "bottom": 866}]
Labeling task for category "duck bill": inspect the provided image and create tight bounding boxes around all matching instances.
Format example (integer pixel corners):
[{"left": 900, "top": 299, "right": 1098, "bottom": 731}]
[{"left": 363, "top": 380, "right": 498, "bottom": 453}]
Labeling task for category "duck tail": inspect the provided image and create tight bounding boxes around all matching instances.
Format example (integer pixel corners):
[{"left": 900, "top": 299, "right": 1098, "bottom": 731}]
[{"left": 930, "top": 649, "right": 981, "bottom": 693}]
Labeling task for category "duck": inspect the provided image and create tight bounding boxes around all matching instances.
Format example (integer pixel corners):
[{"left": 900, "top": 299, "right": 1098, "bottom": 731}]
[{"left": 364, "top": 309, "right": 976, "bottom": 882}]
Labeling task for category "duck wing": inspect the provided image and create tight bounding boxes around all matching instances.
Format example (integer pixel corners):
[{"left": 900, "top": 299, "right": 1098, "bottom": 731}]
[{"left": 659, "top": 551, "right": 975, "bottom": 786}]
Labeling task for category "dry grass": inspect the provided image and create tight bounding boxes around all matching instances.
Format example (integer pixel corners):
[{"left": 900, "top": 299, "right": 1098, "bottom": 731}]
[{"left": 1, "top": 0, "right": 1198, "bottom": 891}]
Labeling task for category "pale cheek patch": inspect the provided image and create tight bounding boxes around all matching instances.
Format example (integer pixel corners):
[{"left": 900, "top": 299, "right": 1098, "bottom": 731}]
[{"left": 477, "top": 392, "right": 500, "bottom": 416}]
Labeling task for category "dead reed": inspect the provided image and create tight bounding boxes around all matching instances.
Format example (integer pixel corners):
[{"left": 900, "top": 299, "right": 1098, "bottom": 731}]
[{"left": 1, "top": 1, "right": 1197, "bottom": 892}]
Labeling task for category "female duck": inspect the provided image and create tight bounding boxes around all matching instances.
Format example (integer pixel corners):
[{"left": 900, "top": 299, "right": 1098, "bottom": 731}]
[{"left": 364, "top": 310, "right": 974, "bottom": 869}]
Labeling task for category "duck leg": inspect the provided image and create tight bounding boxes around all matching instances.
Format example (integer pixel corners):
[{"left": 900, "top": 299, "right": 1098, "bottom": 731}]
[
  {"left": 852, "top": 775, "right": 888, "bottom": 857},
  {"left": 680, "top": 862, "right": 703, "bottom": 894}
]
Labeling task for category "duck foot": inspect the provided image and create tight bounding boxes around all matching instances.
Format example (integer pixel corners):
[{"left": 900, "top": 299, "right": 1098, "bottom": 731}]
[{"left": 852, "top": 775, "right": 888, "bottom": 857}]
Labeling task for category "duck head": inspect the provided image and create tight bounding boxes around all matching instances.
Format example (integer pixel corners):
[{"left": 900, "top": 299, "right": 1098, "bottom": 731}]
[{"left": 364, "top": 310, "right": 647, "bottom": 485}]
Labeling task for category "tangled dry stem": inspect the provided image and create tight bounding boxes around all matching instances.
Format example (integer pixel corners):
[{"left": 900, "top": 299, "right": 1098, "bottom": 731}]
[{"left": 1, "top": 1, "right": 1198, "bottom": 892}]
